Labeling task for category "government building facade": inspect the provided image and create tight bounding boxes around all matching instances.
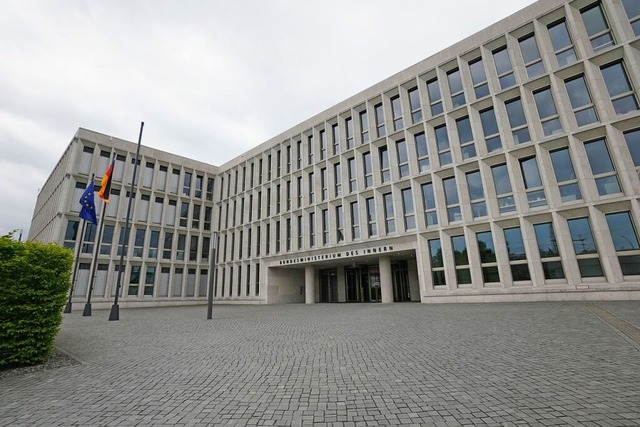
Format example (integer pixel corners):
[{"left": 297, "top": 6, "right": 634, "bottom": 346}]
[{"left": 29, "top": 0, "right": 640, "bottom": 307}]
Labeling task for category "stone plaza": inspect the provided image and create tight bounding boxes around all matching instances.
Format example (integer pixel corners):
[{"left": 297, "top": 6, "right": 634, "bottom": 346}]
[{"left": 1, "top": 301, "right": 639, "bottom": 426}]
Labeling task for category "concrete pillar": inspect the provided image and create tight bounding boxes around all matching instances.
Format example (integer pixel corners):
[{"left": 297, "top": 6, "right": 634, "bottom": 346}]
[
  {"left": 305, "top": 265, "right": 315, "bottom": 304},
  {"left": 379, "top": 256, "right": 393, "bottom": 303}
]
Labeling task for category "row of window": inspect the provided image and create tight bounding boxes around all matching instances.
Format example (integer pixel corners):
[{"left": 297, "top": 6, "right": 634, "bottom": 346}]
[{"left": 428, "top": 211, "right": 640, "bottom": 287}]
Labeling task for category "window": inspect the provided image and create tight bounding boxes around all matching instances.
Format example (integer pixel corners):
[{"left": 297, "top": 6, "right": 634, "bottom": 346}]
[
  {"left": 276, "top": 184, "right": 281, "bottom": 213},
  {"left": 504, "top": 227, "right": 531, "bottom": 281},
  {"left": 307, "top": 135, "right": 314, "bottom": 165},
  {"left": 493, "top": 46, "right": 515, "bottom": 89},
  {"left": 128, "top": 265, "right": 141, "bottom": 296},
  {"left": 383, "top": 192, "right": 395, "bottom": 234},
  {"left": 366, "top": 197, "right": 377, "bottom": 237},
  {"left": 401, "top": 188, "right": 415, "bottom": 230},
  {"left": 183, "top": 171, "right": 192, "bottom": 196},
  {"left": 267, "top": 154, "right": 272, "bottom": 181},
  {"left": 584, "top": 138, "right": 621, "bottom": 196},
  {"left": 548, "top": 20, "right": 577, "bottom": 67},
  {"left": 408, "top": 87, "right": 422, "bottom": 123},
  {"left": 296, "top": 177, "right": 302, "bottom": 208},
  {"left": 379, "top": 147, "right": 390, "bottom": 183},
  {"left": 309, "top": 212, "right": 315, "bottom": 247},
  {"left": 581, "top": 2, "right": 614, "bottom": 52},
  {"left": 534, "top": 87, "right": 563, "bottom": 136},
  {"left": 204, "top": 207, "right": 212, "bottom": 231},
  {"left": 435, "top": 125, "right": 452, "bottom": 166},
  {"left": 421, "top": 182, "right": 438, "bottom": 227},
  {"left": 101, "top": 224, "right": 114, "bottom": 255},
  {"left": 429, "top": 239, "right": 446, "bottom": 286},
  {"left": 177, "top": 234, "right": 186, "bottom": 261},
  {"left": 286, "top": 218, "right": 292, "bottom": 251},
  {"left": 190, "top": 235, "right": 198, "bottom": 261},
  {"left": 567, "top": 217, "right": 604, "bottom": 278},
  {"left": 180, "top": 202, "right": 189, "bottom": 227},
  {"left": 359, "top": 110, "right": 369, "bottom": 143},
  {"left": 622, "top": 0, "right": 640, "bottom": 36},
  {"left": 322, "top": 209, "right": 329, "bottom": 245},
  {"left": 469, "top": 57, "right": 489, "bottom": 99},
  {"left": 321, "top": 168, "right": 328, "bottom": 201},
  {"left": 195, "top": 175, "right": 203, "bottom": 198},
  {"left": 286, "top": 181, "right": 291, "bottom": 211},
  {"left": 519, "top": 157, "right": 547, "bottom": 208},
  {"left": 276, "top": 220, "right": 281, "bottom": 252},
  {"left": 144, "top": 266, "right": 155, "bottom": 296},
  {"left": 466, "top": 170, "right": 487, "bottom": 218},
  {"left": 565, "top": 75, "right": 598, "bottom": 126},
  {"left": 63, "top": 220, "right": 79, "bottom": 249},
  {"left": 491, "top": 164, "right": 516, "bottom": 214},
  {"left": 479, "top": 107, "right": 502, "bottom": 153},
  {"left": 348, "top": 157, "right": 357, "bottom": 192},
  {"left": 334, "top": 163, "right": 342, "bottom": 197},
  {"left": 600, "top": 61, "right": 639, "bottom": 115},
  {"left": 286, "top": 145, "right": 292, "bottom": 173},
  {"left": 519, "top": 34, "right": 544, "bottom": 78},
  {"left": 336, "top": 206, "right": 344, "bottom": 242},
  {"left": 192, "top": 204, "right": 201, "bottom": 229},
  {"left": 427, "top": 79, "right": 443, "bottom": 116},
  {"left": 117, "top": 226, "right": 128, "bottom": 256},
  {"left": 363, "top": 152, "right": 373, "bottom": 188},
  {"left": 477, "top": 231, "right": 500, "bottom": 283},
  {"left": 505, "top": 98, "right": 530, "bottom": 144},
  {"left": 266, "top": 188, "right": 271, "bottom": 217},
  {"left": 332, "top": 124, "right": 340, "bottom": 155},
  {"left": 296, "top": 140, "right": 302, "bottom": 169},
  {"left": 374, "top": 103, "right": 386, "bottom": 137},
  {"left": 414, "top": 132, "right": 430, "bottom": 172},
  {"left": 447, "top": 68, "right": 465, "bottom": 107},
  {"left": 456, "top": 117, "right": 476, "bottom": 160},
  {"left": 308, "top": 172, "right": 315, "bottom": 203},
  {"left": 206, "top": 178, "right": 214, "bottom": 201},
  {"left": 533, "top": 222, "right": 565, "bottom": 279},
  {"left": 345, "top": 117, "right": 354, "bottom": 149},
  {"left": 391, "top": 95, "right": 403, "bottom": 131},
  {"left": 133, "top": 228, "right": 145, "bottom": 257},
  {"left": 350, "top": 201, "right": 360, "bottom": 240},
  {"left": 319, "top": 130, "right": 326, "bottom": 160},
  {"left": 605, "top": 212, "right": 640, "bottom": 275},
  {"left": 202, "top": 237, "right": 210, "bottom": 261},
  {"left": 452, "top": 235, "right": 471, "bottom": 285},
  {"left": 297, "top": 216, "right": 303, "bottom": 249},
  {"left": 266, "top": 224, "right": 270, "bottom": 254},
  {"left": 396, "top": 139, "right": 409, "bottom": 178},
  {"left": 163, "top": 232, "right": 173, "bottom": 260},
  {"left": 443, "top": 176, "right": 461, "bottom": 222},
  {"left": 624, "top": 129, "right": 640, "bottom": 166},
  {"left": 549, "top": 148, "right": 582, "bottom": 203}
]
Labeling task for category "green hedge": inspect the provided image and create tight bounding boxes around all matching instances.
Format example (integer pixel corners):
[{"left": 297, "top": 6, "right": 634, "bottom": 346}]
[{"left": 0, "top": 234, "right": 72, "bottom": 368}]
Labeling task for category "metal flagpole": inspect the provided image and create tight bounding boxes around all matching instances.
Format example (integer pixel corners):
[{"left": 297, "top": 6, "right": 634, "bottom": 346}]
[
  {"left": 109, "top": 122, "right": 144, "bottom": 321},
  {"left": 82, "top": 200, "right": 108, "bottom": 317},
  {"left": 64, "top": 219, "right": 87, "bottom": 313}
]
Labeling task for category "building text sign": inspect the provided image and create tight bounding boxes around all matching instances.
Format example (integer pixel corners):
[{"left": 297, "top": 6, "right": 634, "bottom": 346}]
[{"left": 278, "top": 245, "right": 394, "bottom": 266}]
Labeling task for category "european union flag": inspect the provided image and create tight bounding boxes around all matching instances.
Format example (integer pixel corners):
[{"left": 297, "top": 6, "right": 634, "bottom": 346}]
[{"left": 79, "top": 182, "right": 98, "bottom": 225}]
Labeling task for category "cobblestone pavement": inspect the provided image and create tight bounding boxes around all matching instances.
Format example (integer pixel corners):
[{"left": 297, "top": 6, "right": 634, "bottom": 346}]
[{"left": 1, "top": 301, "right": 639, "bottom": 426}]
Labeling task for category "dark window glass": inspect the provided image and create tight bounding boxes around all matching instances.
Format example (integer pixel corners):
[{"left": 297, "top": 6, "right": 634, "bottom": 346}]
[
  {"left": 504, "top": 227, "right": 527, "bottom": 261},
  {"left": 606, "top": 212, "right": 640, "bottom": 251},
  {"left": 624, "top": 129, "right": 640, "bottom": 166}
]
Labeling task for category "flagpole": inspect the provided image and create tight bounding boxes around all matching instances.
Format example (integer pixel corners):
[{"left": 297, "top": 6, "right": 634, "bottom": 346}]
[
  {"left": 109, "top": 121, "right": 144, "bottom": 322},
  {"left": 82, "top": 199, "right": 108, "bottom": 317},
  {"left": 64, "top": 218, "right": 87, "bottom": 313}
]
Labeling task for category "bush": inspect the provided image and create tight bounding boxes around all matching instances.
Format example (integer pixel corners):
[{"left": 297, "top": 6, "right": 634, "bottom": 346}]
[{"left": 0, "top": 233, "right": 72, "bottom": 368}]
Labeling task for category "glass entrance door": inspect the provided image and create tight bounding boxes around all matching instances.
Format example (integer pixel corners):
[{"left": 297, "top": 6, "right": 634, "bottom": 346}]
[
  {"left": 345, "top": 268, "right": 359, "bottom": 302},
  {"left": 320, "top": 269, "right": 338, "bottom": 302},
  {"left": 392, "top": 261, "right": 411, "bottom": 301}
]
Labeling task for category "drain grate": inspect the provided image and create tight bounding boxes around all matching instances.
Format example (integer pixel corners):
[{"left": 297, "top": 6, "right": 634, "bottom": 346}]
[{"left": 587, "top": 304, "right": 640, "bottom": 349}]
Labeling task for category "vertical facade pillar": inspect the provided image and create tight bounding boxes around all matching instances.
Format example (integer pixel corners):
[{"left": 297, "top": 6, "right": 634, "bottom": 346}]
[
  {"left": 305, "top": 265, "right": 315, "bottom": 304},
  {"left": 379, "top": 256, "right": 393, "bottom": 303}
]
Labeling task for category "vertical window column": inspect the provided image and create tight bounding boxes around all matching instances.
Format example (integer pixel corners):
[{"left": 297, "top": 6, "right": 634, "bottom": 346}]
[
  {"left": 533, "top": 222, "right": 565, "bottom": 280},
  {"left": 605, "top": 212, "right": 640, "bottom": 276}
]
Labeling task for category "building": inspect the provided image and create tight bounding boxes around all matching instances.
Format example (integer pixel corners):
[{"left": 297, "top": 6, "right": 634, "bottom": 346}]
[{"left": 29, "top": 0, "right": 640, "bottom": 307}]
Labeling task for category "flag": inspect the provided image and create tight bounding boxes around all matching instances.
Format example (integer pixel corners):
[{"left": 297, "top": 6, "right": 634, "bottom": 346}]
[
  {"left": 98, "top": 159, "right": 115, "bottom": 202},
  {"left": 79, "top": 182, "right": 98, "bottom": 225}
]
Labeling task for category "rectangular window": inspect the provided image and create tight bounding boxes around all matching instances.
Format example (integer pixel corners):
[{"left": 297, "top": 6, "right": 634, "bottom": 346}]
[
  {"left": 275, "top": 220, "right": 281, "bottom": 253},
  {"left": 605, "top": 211, "right": 640, "bottom": 275},
  {"left": 276, "top": 150, "right": 281, "bottom": 177},
  {"left": 504, "top": 227, "right": 531, "bottom": 281},
  {"left": 622, "top": 0, "right": 640, "bottom": 36},
  {"left": 144, "top": 266, "right": 155, "bottom": 296},
  {"left": 429, "top": 239, "right": 446, "bottom": 286},
  {"left": 374, "top": 103, "right": 386, "bottom": 138},
  {"left": 195, "top": 175, "right": 203, "bottom": 198},
  {"left": 567, "top": 217, "right": 604, "bottom": 278},
  {"left": 334, "top": 163, "right": 342, "bottom": 197},
  {"left": 534, "top": 87, "right": 563, "bottom": 136},
  {"left": 624, "top": 129, "right": 640, "bottom": 167},
  {"left": 180, "top": 201, "right": 189, "bottom": 227},
  {"left": 319, "top": 130, "right": 326, "bottom": 160},
  {"left": 565, "top": 75, "right": 598, "bottom": 126},
  {"left": 391, "top": 95, "right": 403, "bottom": 131},
  {"left": 321, "top": 168, "right": 328, "bottom": 201},
  {"left": 408, "top": 87, "right": 422, "bottom": 123},
  {"left": 456, "top": 117, "right": 476, "bottom": 160},
  {"left": 286, "top": 181, "right": 291, "bottom": 210},
  {"left": 584, "top": 138, "right": 621, "bottom": 196},
  {"left": 116, "top": 226, "right": 128, "bottom": 256},
  {"left": 443, "top": 176, "right": 461, "bottom": 222},
  {"left": 427, "top": 79, "right": 443, "bottom": 116},
  {"left": 600, "top": 61, "right": 639, "bottom": 115},
  {"left": 336, "top": 205, "right": 344, "bottom": 243},
  {"left": 202, "top": 237, "right": 210, "bottom": 261},
  {"left": 296, "top": 140, "right": 302, "bottom": 169},
  {"left": 447, "top": 68, "right": 465, "bottom": 108},
  {"left": 519, "top": 33, "right": 544, "bottom": 78},
  {"left": 548, "top": 19, "right": 577, "bottom": 67},
  {"left": 163, "top": 232, "right": 173, "bottom": 260},
  {"left": 414, "top": 132, "right": 430, "bottom": 172},
  {"left": 466, "top": 170, "right": 487, "bottom": 218},
  {"left": 421, "top": 182, "right": 438, "bottom": 227},
  {"left": 183, "top": 171, "right": 192, "bottom": 196},
  {"left": 469, "top": 57, "right": 489, "bottom": 99},
  {"left": 308, "top": 172, "right": 314, "bottom": 204},
  {"left": 297, "top": 215, "right": 303, "bottom": 249},
  {"left": 348, "top": 157, "right": 357, "bottom": 192},
  {"left": 491, "top": 164, "right": 516, "bottom": 214},
  {"left": 534, "top": 222, "right": 565, "bottom": 279},
  {"left": 505, "top": 98, "right": 531, "bottom": 144},
  {"left": 266, "top": 224, "right": 270, "bottom": 254},
  {"left": 332, "top": 124, "right": 340, "bottom": 155},
  {"left": 296, "top": 176, "right": 302, "bottom": 208},
  {"left": 268, "top": 154, "right": 272, "bottom": 180},
  {"left": 309, "top": 212, "right": 315, "bottom": 247},
  {"left": 520, "top": 156, "right": 547, "bottom": 208},
  {"left": 286, "top": 145, "right": 291, "bottom": 173},
  {"left": 350, "top": 201, "right": 360, "bottom": 240},
  {"left": 581, "top": 3, "right": 614, "bottom": 52},
  {"left": 345, "top": 117, "right": 354, "bottom": 149},
  {"left": 359, "top": 110, "right": 369, "bottom": 143},
  {"left": 177, "top": 234, "right": 186, "bottom": 261},
  {"left": 435, "top": 125, "right": 451, "bottom": 166},
  {"left": 396, "top": 139, "right": 409, "bottom": 178},
  {"left": 363, "top": 152, "right": 373, "bottom": 188},
  {"left": 550, "top": 148, "right": 581, "bottom": 203},
  {"left": 383, "top": 192, "right": 395, "bottom": 234},
  {"left": 133, "top": 228, "right": 145, "bottom": 257},
  {"left": 379, "top": 147, "right": 390, "bottom": 183},
  {"left": 192, "top": 204, "right": 201, "bottom": 229},
  {"left": 477, "top": 231, "right": 500, "bottom": 283},
  {"left": 452, "top": 235, "right": 471, "bottom": 285},
  {"left": 321, "top": 209, "right": 329, "bottom": 245},
  {"left": 189, "top": 235, "right": 198, "bottom": 262},
  {"left": 493, "top": 46, "right": 515, "bottom": 89},
  {"left": 286, "top": 218, "right": 291, "bottom": 251},
  {"left": 479, "top": 107, "right": 502, "bottom": 153},
  {"left": 366, "top": 197, "right": 377, "bottom": 237},
  {"left": 206, "top": 178, "right": 214, "bottom": 201},
  {"left": 80, "top": 222, "right": 93, "bottom": 253},
  {"left": 100, "top": 224, "right": 114, "bottom": 255},
  {"left": 307, "top": 135, "right": 314, "bottom": 166},
  {"left": 128, "top": 265, "right": 141, "bottom": 296},
  {"left": 401, "top": 188, "right": 415, "bottom": 231}
]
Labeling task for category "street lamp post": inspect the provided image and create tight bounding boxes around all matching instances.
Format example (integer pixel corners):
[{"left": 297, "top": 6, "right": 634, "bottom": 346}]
[{"left": 207, "top": 231, "right": 218, "bottom": 319}]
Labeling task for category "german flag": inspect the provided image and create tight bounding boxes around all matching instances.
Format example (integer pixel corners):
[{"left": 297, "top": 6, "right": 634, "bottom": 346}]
[{"left": 98, "top": 159, "right": 115, "bottom": 203}]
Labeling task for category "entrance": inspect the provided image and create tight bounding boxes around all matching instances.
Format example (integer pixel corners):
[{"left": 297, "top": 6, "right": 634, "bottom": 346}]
[
  {"left": 392, "top": 261, "right": 411, "bottom": 302},
  {"left": 320, "top": 269, "right": 338, "bottom": 302},
  {"left": 344, "top": 265, "right": 381, "bottom": 302}
]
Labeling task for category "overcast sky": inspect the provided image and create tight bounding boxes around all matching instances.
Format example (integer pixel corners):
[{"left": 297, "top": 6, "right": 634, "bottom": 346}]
[{"left": 1, "top": 0, "right": 537, "bottom": 239}]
